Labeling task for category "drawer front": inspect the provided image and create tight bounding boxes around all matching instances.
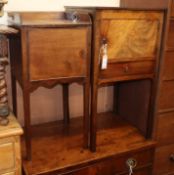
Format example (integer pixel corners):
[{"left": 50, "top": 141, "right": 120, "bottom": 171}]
[
  {"left": 167, "top": 20, "right": 174, "bottom": 48},
  {"left": 0, "top": 137, "right": 21, "bottom": 175},
  {"left": 28, "top": 27, "right": 90, "bottom": 81},
  {"left": 154, "top": 144, "right": 174, "bottom": 175},
  {"left": 99, "top": 61, "right": 155, "bottom": 80},
  {"left": 158, "top": 81, "right": 174, "bottom": 110},
  {"left": 65, "top": 149, "right": 153, "bottom": 175},
  {"left": 0, "top": 139, "right": 15, "bottom": 173},
  {"left": 122, "top": 167, "right": 152, "bottom": 175},
  {"left": 156, "top": 112, "right": 174, "bottom": 146},
  {"left": 162, "top": 51, "right": 174, "bottom": 80},
  {"left": 96, "top": 11, "right": 162, "bottom": 62},
  {"left": 171, "top": 0, "right": 174, "bottom": 18},
  {"left": 66, "top": 167, "right": 152, "bottom": 175}
]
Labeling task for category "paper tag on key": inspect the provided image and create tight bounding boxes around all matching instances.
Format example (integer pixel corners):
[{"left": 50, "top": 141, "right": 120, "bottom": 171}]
[
  {"left": 101, "top": 53, "right": 108, "bottom": 69},
  {"left": 101, "top": 44, "right": 108, "bottom": 70}
]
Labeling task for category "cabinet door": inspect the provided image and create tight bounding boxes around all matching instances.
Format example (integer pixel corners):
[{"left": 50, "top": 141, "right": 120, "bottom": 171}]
[
  {"left": 95, "top": 11, "right": 163, "bottom": 82},
  {"left": 28, "top": 27, "right": 90, "bottom": 81}
]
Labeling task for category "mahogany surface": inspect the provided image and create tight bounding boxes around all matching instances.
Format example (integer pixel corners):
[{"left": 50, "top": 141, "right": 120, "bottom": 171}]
[
  {"left": 76, "top": 9, "right": 164, "bottom": 153},
  {"left": 22, "top": 112, "right": 155, "bottom": 175},
  {"left": 65, "top": 4, "right": 169, "bottom": 175},
  {"left": 9, "top": 12, "right": 92, "bottom": 160},
  {"left": 7, "top": 1, "right": 171, "bottom": 175},
  {"left": 153, "top": 0, "right": 174, "bottom": 174}
]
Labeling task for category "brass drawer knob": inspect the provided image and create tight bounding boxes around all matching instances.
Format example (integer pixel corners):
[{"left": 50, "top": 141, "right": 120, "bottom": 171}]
[
  {"left": 170, "top": 154, "right": 174, "bottom": 162},
  {"left": 126, "top": 158, "right": 137, "bottom": 168}
]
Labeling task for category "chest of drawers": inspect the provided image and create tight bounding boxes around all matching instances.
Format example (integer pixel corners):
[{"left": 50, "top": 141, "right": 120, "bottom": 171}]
[{"left": 0, "top": 114, "right": 23, "bottom": 175}]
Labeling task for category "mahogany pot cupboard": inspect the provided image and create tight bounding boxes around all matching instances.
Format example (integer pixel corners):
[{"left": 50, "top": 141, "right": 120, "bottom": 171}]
[
  {"left": 8, "top": 12, "right": 92, "bottom": 161},
  {"left": 7, "top": 0, "right": 173, "bottom": 175}
]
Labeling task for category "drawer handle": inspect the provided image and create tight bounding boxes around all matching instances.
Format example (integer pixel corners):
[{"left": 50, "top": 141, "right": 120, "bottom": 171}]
[
  {"left": 126, "top": 158, "right": 137, "bottom": 175},
  {"left": 170, "top": 154, "right": 174, "bottom": 162}
]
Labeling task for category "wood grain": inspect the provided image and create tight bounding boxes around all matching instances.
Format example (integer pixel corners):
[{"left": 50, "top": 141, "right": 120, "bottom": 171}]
[
  {"left": 120, "top": 0, "right": 169, "bottom": 9},
  {"left": 29, "top": 27, "right": 89, "bottom": 81},
  {"left": 158, "top": 81, "right": 174, "bottom": 110},
  {"left": 9, "top": 12, "right": 92, "bottom": 159},
  {"left": 167, "top": 20, "right": 174, "bottom": 48},
  {"left": 154, "top": 144, "right": 174, "bottom": 175},
  {"left": 22, "top": 113, "right": 155, "bottom": 175},
  {"left": 99, "top": 19, "right": 159, "bottom": 61},
  {"left": 156, "top": 112, "right": 174, "bottom": 146},
  {"left": 162, "top": 51, "right": 174, "bottom": 80},
  {"left": 99, "top": 61, "right": 155, "bottom": 80}
]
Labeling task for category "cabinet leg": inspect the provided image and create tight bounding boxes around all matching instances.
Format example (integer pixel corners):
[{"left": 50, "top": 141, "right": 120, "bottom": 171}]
[
  {"left": 11, "top": 76, "right": 17, "bottom": 117},
  {"left": 63, "top": 84, "right": 70, "bottom": 124},
  {"left": 23, "top": 89, "right": 31, "bottom": 160},
  {"left": 90, "top": 83, "right": 98, "bottom": 152},
  {"left": 83, "top": 82, "right": 90, "bottom": 148}
]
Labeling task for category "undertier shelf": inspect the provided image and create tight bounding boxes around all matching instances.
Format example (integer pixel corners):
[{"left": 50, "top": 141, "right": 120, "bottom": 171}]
[{"left": 22, "top": 112, "right": 155, "bottom": 175}]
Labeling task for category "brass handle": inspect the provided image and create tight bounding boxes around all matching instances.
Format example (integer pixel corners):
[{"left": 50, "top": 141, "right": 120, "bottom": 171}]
[
  {"left": 170, "top": 154, "right": 174, "bottom": 162},
  {"left": 126, "top": 158, "right": 137, "bottom": 169}
]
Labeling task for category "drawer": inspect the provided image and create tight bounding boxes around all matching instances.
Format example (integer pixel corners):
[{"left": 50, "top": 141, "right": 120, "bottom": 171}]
[
  {"left": 99, "top": 61, "right": 155, "bottom": 80},
  {"left": 28, "top": 27, "right": 90, "bottom": 81},
  {"left": 156, "top": 112, "right": 174, "bottom": 146},
  {"left": 122, "top": 167, "right": 152, "bottom": 175},
  {"left": 154, "top": 144, "right": 174, "bottom": 175},
  {"left": 162, "top": 51, "right": 174, "bottom": 80},
  {"left": 171, "top": 0, "right": 174, "bottom": 17},
  {"left": 66, "top": 167, "right": 152, "bottom": 175},
  {"left": 65, "top": 149, "right": 153, "bottom": 175},
  {"left": 0, "top": 139, "right": 15, "bottom": 174},
  {"left": 158, "top": 81, "right": 174, "bottom": 110},
  {"left": 167, "top": 20, "right": 174, "bottom": 48},
  {"left": 0, "top": 136, "right": 21, "bottom": 175},
  {"left": 96, "top": 11, "right": 162, "bottom": 63}
]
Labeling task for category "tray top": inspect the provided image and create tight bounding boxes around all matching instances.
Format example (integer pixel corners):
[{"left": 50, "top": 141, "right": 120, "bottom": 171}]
[{"left": 8, "top": 12, "right": 92, "bottom": 27}]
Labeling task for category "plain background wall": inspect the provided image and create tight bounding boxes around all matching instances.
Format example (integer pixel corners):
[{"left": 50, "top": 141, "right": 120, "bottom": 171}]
[{"left": 2, "top": 0, "right": 120, "bottom": 125}]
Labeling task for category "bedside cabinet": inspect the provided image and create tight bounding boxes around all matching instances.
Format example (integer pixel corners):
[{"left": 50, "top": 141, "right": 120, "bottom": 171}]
[
  {"left": 0, "top": 114, "right": 23, "bottom": 175},
  {"left": 8, "top": 12, "right": 92, "bottom": 160}
]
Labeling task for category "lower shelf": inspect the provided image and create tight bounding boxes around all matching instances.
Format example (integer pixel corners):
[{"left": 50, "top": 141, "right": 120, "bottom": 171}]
[{"left": 22, "top": 112, "right": 155, "bottom": 175}]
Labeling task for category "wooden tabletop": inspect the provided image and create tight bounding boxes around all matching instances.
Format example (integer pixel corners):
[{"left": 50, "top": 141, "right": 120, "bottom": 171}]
[{"left": 0, "top": 113, "right": 23, "bottom": 138}]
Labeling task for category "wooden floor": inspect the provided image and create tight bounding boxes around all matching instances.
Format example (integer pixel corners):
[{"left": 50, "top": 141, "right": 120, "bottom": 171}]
[{"left": 22, "top": 112, "right": 155, "bottom": 175}]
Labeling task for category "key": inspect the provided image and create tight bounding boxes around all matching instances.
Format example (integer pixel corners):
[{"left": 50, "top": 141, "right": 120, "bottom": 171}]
[
  {"left": 129, "top": 165, "right": 133, "bottom": 175},
  {"left": 101, "top": 44, "right": 108, "bottom": 70}
]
